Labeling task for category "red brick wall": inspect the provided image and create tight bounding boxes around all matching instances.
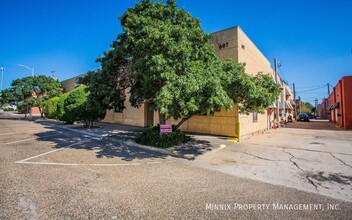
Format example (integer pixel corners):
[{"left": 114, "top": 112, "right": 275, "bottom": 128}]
[
  {"left": 342, "top": 76, "right": 352, "bottom": 129},
  {"left": 328, "top": 90, "right": 335, "bottom": 122},
  {"left": 30, "top": 107, "right": 41, "bottom": 116},
  {"left": 335, "top": 82, "right": 343, "bottom": 127}
]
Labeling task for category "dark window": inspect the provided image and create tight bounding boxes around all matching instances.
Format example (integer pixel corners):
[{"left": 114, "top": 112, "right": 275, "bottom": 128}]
[
  {"left": 114, "top": 100, "right": 124, "bottom": 113},
  {"left": 253, "top": 112, "right": 258, "bottom": 122}
]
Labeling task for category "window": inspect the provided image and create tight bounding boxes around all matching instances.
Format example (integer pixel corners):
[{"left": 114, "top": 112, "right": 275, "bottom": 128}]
[
  {"left": 253, "top": 112, "right": 258, "bottom": 122},
  {"left": 114, "top": 100, "right": 124, "bottom": 113}
]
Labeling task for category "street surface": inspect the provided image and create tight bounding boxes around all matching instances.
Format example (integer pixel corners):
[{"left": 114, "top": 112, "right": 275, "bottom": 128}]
[
  {"left": 194, "top": 120, "right": 352, "bottom": 202},
  {"left": 0, "top": 112, "right": 351, "bottom": 219}
]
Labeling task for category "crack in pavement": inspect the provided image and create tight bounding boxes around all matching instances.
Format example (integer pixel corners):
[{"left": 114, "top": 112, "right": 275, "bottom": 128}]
[
  {"left": 329, "top": 152, "right": 352, "bottom": 169},
  {"left": 241, "top": 152, "right": 279, "bottom": 165},
  {"left": 282, "top": 148, "right": 319, "bottom": 193}
]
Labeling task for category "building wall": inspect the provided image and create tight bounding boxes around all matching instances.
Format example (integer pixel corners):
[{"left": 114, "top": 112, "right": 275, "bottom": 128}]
[
  {"left": 61, "top": 74, "right": 84, "bottom": 93},
  {"left": 316, "top": 99, "right": 327, "bottom": 119},
  {"left": 334, "top": 82, "right": 343, "bottom": 127},
  {"left": 164, "top": 106, "right": 239, "bottom": 137},
  {"left": 328, "top": 90, "right": 335, "bottom": 122},
  {"left": 342, "top": 76, "right": 352, "bottom": 129},
  {"left": 29, "top": 107, "right": 41, "bottom": 116},
  {"left": 102, "top": 89, "right": 146, "bottom": 127},
  {"left": 328, "top": 76, "right": 352, "bottom": 130}
]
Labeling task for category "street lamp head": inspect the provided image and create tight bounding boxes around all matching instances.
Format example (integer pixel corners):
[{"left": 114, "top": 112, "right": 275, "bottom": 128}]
[
  {"left": 0, "top": 67, "right": 4, "bottom": 71},
  {"left": 16, "top": 64, "right": 34, "bottom": 76}
]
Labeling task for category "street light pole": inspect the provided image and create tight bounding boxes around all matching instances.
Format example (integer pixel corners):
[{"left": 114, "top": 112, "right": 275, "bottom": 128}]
[
  {"left": 17, "top": 64, "right": 34, "bottom": 76},
  {"left": 0, "top": 67, "right": 4, "bottom": 91}
]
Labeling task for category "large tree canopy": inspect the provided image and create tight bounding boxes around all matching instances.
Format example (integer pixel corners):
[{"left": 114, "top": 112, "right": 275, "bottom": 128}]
[
  {"left": 6, "top": 75, "right": 62, "bottom": 117},
  {"left": 82, "top": 0, "right": 279, "bottom": 129}
]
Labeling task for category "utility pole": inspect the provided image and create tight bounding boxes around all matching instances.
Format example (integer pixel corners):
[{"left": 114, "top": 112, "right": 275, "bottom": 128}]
[
  {"left": 51, "top": 70, "right": 56, "bottom": 80},
  {"left": 274, "top": 58, "right": 280, "bottom": 123},
  {"left": 0, "top": 67, "right": 4, "bottom": 91},
  {"left": 293, "top": 83, "right": 296, "bottom": 118},
  {"left": 327, "top": 83, "right": 330, "bottom": 96}
]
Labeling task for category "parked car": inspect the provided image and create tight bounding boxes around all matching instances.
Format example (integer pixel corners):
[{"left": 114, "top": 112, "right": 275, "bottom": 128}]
[
  {"left": 296, "top": 113, "right": 310, "bottom": 122},
  {"left": 1, "top": 104, "right": 17, "bottom": 111}
]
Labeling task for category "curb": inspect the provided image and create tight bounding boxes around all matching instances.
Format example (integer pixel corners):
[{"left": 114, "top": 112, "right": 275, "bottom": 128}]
[{"left": 38, "top": 120, "right": 195, "bottom": 160}]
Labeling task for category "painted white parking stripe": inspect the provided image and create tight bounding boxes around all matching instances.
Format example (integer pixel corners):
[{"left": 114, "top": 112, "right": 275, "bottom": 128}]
[
  {"left": 146, "top": 161, "right": 162, "bottom": 164},
  {"left": 0, "top": 129, "right": 55, "bottom": 136},
  {"left": 15, "top": 148, "right": 65, "bottom": 163},
  {"left": 4, "top": 133, "right": 61, "bottom": 145},
  {"left": 0, "top": 132, "right": 17, "bottom": 136},
  {"left": 15, "top": 140, "right": 89, "bottom": 163}
]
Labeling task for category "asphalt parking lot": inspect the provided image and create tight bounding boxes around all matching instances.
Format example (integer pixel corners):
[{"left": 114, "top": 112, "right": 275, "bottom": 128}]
[{"left": 1, "top": 115, "right": 352, "bottom": 219}]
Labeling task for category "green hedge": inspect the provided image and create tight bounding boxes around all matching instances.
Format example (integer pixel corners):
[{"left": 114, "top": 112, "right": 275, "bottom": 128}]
[
  {"left": 57, "top": 92, "right": 71, "bottom": 123},
  {"left": 44, "top": 97, "right": 60, "bottom": 119},
  {"left": 3, "top": 107, "right": 15, "bottom": 111},
  {"left": 136, "top": 125, "right": 191, "bottom": 148}
]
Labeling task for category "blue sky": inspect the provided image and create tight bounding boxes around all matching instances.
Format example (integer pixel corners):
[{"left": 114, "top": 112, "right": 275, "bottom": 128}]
[{"left": 1, "top": 0, "right": 351, "bottom": 104}]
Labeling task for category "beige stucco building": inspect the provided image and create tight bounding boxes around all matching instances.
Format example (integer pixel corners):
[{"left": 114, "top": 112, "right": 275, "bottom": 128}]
[{"left": 61, "top": 26, "right": 294, "bottom": 139}]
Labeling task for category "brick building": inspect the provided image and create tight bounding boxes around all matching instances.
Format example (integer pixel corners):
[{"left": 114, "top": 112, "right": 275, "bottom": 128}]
[{"left": 327, "top": 76, "right": 352, "bottom": 130}]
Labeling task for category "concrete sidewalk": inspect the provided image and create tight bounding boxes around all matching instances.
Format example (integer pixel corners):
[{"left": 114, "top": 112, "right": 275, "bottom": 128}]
[{"left": 193, "top": 120, "right": 352, "bottom": 202}]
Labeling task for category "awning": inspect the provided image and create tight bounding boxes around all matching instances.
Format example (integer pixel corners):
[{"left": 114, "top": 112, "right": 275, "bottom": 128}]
[
  {"left": 285, "top": 101, "right": 294, "bottom": 110},
  {"left": 328, "top": 102, "right": 340, "bottom": 110},
  {"left": 290, "top": 99, "right": 295, "bottom": 106},
  {"left": 285, "top": 87, "right": 292, "bottom": 97}
]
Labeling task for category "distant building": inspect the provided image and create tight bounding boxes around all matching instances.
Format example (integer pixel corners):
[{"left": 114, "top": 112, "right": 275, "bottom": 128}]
[
  {"left": 327, "top": 76, "right": 352, "bottom": 130},
  {"left": 316, "top": 98, "right": 328, "bottom": 119}
]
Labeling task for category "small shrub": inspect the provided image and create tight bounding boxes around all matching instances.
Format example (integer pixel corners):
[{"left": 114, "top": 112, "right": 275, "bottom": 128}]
[
  {"left": 136, "top": 126, "right": 191, "bottom": 148},
  {"left": 3, "top": 107, "right": 15, "bottom": 111}
]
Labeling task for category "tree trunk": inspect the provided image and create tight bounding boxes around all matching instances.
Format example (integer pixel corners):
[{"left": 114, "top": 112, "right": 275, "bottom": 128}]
[
  {"left": 38, "top": 107, "right": 44, "bottom": 118},
  {"left": 159, "top": 112, "right": 166, "bottom": 125},
  {"left": 174, "top": 115, "right": 193, "bottom": 131}
]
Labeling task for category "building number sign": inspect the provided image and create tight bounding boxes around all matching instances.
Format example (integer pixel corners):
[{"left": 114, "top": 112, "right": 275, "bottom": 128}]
[{"left": 218, "top": 42, "right": 229, "bottom": 49}]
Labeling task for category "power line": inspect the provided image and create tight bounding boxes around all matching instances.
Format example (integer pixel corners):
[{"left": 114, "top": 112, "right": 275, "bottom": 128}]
[
  {"left": 278, "top": 65, "right": 288, "bottom": 84},
  {"left": 296, "top": 85, "right": 326, "bottom": 93},
  {"left": 295, "top": 84, "right": 326, "bottom": 89}
]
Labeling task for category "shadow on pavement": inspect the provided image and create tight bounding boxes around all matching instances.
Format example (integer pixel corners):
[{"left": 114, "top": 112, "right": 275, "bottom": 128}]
[
  {"left": 33, "top": 128, "right": 170, "bottom": 161},
  {"left": 285, "top": 120, "right": 344, "bottom": 131}
]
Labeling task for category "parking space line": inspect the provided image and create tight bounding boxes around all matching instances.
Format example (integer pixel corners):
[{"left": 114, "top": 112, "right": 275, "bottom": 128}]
[
  {"left": 0, "top": 129, "right": 55, "bottom": 136},
  {"left": 0, "top": 132, "right": 18, "bottom": 136},
  {"left": 15, "top": 140, "right": 89, "bottom": 163},
  {"left": 4, "top": 133, "right": 62, "bottom": 145}
]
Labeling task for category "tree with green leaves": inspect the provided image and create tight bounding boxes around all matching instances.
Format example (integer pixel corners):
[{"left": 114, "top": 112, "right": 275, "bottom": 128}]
[
  {"left": 298, "top": 101, "right": 314, "bottom": 114},
  {"left": 83, "top": 0, "right": 279, "bottom": 130},
  {"left": 44, "top": 96, "right": 60, "bottom": 119},
  {"left": 57, "top": 92, "right": 71, "bottom": 122},
  {"left": 8, "top": 75, "right": 62, "bottom": 117},
  {"left": 0, "top": 88, "right": 17, "bottom": 106},
  {"left": 64, "top": 86, "right": 103, "bottom": 127}
]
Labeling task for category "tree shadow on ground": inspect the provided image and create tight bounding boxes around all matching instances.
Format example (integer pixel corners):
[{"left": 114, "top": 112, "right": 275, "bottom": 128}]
[
  {"left": 33, "top": 127, "right": 169, "bottom": 162},
  {"left": 174, "top": 139, "right": 214, "bottom": 156}
]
